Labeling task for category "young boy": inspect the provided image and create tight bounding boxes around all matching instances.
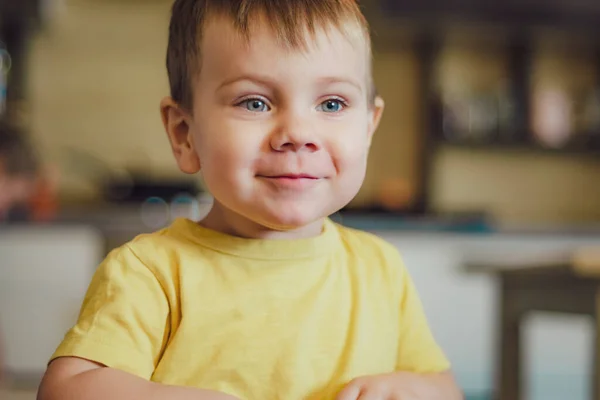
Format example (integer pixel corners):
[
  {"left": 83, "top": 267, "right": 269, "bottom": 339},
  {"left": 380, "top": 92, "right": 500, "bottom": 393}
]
[{"left": 38, "top": 1, "right": 462, "bottom": 399}]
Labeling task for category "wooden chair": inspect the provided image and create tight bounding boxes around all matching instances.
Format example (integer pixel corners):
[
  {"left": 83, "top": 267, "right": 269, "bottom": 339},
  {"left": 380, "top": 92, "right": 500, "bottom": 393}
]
[{"left": 465, "top": 246, "right": 600, "bottom": 400}]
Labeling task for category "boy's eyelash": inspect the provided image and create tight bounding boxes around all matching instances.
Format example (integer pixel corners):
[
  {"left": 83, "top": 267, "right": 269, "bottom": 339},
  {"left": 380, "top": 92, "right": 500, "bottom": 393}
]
[
  {"left": 235, "top": 96, "right": 269, "bottom": 106},
  {"left": 325, "top": 97, "right": 349, "bottom": 106},
  {"left": 232, "top": 96, "right": 350, "bottom": 108}
]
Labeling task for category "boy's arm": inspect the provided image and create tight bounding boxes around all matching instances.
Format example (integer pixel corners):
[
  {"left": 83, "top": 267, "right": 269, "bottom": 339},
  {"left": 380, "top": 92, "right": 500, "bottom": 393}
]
[
  {"left": 335, "top": 371, "right": 463, "bottom": 400},
  {"left": 40, "top": 245, "right": 239, "bottom": 400},
  {"left": 38, "top": 357, "right": 241, "bottom": 400}
]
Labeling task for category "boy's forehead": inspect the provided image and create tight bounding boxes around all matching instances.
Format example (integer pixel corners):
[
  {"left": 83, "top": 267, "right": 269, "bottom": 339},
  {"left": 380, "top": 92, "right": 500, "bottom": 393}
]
[
  {"left": 197, "top": 16, "right": 370, "bottom": 87},
  {"left": 201, "top": 11, "right": 369, "bottom": 51}
]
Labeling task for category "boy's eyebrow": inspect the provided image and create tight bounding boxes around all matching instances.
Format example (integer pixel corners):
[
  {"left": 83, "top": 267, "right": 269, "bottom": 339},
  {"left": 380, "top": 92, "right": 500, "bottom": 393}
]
[
  {"left": 217, "top": 74, "right": 276, "bottom": 91},
  {"left": 216, "top": 74, "right": 364, "bottom": 92},
  {"left": 315, "top": 76, "right": 364, "bottom": 92}
]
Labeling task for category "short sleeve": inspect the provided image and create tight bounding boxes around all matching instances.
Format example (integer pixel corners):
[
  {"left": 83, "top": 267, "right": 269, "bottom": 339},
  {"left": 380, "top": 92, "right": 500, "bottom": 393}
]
[
  {"left": 396, "top": 266, "right": 451, "bottom": 373},
  {"left": 50, "top": 244, "right": 170, "bottom": 379}
]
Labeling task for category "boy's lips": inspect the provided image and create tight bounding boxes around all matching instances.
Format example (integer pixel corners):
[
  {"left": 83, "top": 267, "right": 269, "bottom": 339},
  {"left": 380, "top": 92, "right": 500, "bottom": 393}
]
[
  {"left": 264, "top": 173, "right": 319, "bottom": 179},
  {"left": 257, "top": 174, "right": 322, "bottom": 190}
]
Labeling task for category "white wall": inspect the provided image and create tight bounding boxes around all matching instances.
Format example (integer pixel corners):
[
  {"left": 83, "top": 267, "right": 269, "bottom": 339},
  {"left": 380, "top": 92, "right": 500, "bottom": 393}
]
[{"left": 0, "top": 225, "right": 104, "bottom": 376}]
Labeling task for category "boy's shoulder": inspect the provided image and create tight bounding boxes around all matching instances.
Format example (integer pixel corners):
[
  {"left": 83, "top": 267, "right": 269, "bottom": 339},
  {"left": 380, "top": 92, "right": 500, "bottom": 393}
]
[
  {"left": 332, "top": 220, "right": 403, "bottom": 263},
  {"left": 104, "top": 221, "right": 192, "bottom": 273},
  {"left": 97, "top": 220, "right": 210, "bottom": 292},
  {"left": 332, "top": 221, "right": 409, "bottom": 293}
]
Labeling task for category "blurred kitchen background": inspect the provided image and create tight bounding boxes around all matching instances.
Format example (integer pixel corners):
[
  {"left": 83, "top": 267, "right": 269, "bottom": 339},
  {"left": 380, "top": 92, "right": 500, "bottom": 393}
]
[{"left": 1, "top": 0, "right": 600, "bottom": 399}]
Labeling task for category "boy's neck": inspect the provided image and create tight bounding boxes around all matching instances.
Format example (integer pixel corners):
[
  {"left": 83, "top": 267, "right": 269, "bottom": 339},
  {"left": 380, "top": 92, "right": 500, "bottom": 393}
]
[{"left": 199, "top": 201, "right": 326, "bottom": 240}]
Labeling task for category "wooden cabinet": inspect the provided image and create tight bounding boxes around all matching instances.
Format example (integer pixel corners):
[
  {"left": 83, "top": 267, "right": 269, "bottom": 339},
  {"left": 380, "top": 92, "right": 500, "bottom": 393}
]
[{"left": 376, "top": 0, "right": 600, "bottom": 31}]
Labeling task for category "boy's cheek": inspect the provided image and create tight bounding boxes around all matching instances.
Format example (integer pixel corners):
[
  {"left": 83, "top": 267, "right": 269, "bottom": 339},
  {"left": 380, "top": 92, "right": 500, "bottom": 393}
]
[
  {"left": 327, "top": 119, "right": 372, "bottom": 152},
  {"left": 329, "top": 139, "right": 370, "bottom": 172},
  {"left": 194, "top": 119, "right": 265, "bottom": 152},
  {"left": 198, "top": 140, "right": 254, "bottom": 173}
]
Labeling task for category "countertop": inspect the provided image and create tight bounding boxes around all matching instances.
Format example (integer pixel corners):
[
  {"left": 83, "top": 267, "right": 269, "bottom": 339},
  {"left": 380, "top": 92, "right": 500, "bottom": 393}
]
[{"left": 5, "top": 202, "right": 600, "bottom": 238}]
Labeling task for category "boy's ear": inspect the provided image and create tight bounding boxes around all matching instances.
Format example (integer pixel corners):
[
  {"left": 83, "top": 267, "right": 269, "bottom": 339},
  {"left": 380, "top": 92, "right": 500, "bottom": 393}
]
[
  {"left": 160, "top": 97, "right": 201, "bottom": 174},
  {"left": 367, "top": 95, "right": 385, "bottom": 146}
]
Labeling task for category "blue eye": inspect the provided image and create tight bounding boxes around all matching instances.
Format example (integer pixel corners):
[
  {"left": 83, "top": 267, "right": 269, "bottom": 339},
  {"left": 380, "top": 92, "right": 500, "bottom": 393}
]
[
  {"left": 318, "top": 99, "right": 345, "bottom": 113},
  {"left": 240, "top": 99, "right": 270, "bottom": 112}
]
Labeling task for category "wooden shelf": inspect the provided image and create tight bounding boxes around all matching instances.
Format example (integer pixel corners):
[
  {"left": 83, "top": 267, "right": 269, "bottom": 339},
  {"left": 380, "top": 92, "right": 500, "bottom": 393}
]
[
  {"left": 376, "top": 0, "right": 600, "bottom": 36},
  {"left": 434, "top": 137, "right": 600, "bottom": 158},
  {"left": 362, "top": 0, "right": 600, "bottom": 213}
]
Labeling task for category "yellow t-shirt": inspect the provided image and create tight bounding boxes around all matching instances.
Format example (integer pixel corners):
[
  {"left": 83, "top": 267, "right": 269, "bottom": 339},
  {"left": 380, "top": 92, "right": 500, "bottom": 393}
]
[{"left": 52, "top": 218, "right": 449, "bottom": 399}]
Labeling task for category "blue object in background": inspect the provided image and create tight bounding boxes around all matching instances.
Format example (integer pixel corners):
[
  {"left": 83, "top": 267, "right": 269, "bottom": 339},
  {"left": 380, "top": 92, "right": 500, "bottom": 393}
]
[{"left": 332, "top": 212, "right": 494, "bottom": 234}]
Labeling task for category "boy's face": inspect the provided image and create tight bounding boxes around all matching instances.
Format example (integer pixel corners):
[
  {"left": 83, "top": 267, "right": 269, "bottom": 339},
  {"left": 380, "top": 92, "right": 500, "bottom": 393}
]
[{"left": 162, "top": 17, "right": 384, "bottom": 236}]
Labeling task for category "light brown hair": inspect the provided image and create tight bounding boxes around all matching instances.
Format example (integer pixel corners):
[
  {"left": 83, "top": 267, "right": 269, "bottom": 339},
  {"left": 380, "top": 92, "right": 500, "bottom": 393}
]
[{"left": 166, "top": 0, "right": 374, "bottom": 111}]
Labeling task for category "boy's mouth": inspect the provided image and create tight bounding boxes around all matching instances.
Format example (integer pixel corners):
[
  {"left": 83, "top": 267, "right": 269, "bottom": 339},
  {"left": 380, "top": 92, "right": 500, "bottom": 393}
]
[
  {"left": 263, "top": 174, "right": 319, "bottom": 180},
  {"left": 257, "top": 174, "right": 322, "bottom": 190}
]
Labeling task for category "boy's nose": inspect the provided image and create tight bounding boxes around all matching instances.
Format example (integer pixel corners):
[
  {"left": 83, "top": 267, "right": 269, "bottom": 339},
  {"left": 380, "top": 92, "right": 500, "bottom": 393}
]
[
  {"left": 270, "top": 114, "right": 320, "bottom": 153},
  {"left": 270, "top": 137, "right": 319, "bottom": 153}
]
